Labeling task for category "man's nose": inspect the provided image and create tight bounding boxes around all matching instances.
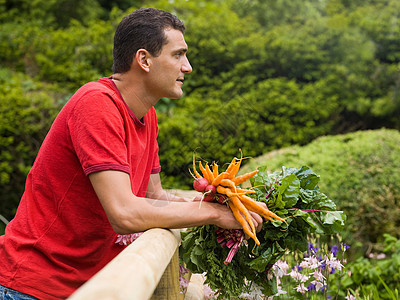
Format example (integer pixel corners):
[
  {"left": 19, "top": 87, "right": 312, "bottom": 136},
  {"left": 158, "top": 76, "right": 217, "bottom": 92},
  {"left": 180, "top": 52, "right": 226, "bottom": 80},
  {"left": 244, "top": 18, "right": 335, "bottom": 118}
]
[{"left": 182, "top": 56, "right": 192, "bottom": 73}]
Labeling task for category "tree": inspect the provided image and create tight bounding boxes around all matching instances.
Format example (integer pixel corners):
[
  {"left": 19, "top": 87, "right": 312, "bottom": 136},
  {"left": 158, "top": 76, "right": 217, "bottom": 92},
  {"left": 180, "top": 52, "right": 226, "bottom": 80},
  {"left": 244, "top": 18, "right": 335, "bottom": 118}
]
[{"left": 2, "top": 0, "right": 104, "bottom": 27}]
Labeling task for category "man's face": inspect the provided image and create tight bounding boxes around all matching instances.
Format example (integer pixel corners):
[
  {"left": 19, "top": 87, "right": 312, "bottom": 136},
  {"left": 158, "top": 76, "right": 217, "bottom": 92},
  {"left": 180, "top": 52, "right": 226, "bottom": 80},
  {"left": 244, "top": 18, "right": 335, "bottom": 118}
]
[{"left": 148, "top": 28, "right": 192, "bottom": 99}]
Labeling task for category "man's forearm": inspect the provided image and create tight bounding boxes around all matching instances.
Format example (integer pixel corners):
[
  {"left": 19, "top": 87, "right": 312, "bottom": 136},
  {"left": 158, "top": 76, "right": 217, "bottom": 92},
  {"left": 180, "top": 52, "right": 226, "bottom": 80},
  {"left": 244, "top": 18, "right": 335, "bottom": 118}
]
[{"left": 146, "top": 187, "right": 200, "bottom": 202}]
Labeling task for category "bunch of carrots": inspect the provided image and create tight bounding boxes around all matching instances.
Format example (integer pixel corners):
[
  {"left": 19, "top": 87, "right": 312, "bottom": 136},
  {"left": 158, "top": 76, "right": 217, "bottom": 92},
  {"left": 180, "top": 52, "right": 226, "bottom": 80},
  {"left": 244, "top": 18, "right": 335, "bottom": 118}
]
[{"left": 192, "top": 152, "right": 287, "bottom": 247}]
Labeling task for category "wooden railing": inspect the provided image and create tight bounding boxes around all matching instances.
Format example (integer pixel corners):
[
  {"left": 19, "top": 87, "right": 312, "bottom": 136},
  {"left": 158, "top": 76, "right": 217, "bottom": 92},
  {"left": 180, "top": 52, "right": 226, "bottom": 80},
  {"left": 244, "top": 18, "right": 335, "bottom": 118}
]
[
  {"left": 67, "top": 228, "right": 205, "bottom": 300},
  {"left": 0, "top": 214, "right": 9, "bottom": 225}
]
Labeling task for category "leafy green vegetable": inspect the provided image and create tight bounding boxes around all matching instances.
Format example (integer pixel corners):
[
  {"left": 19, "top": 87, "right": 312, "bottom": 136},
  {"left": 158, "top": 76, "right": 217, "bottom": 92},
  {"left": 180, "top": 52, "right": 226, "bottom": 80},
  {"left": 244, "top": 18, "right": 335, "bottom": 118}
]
[{"left": 180, "top": 166, "right": 346, "bottom": 298}]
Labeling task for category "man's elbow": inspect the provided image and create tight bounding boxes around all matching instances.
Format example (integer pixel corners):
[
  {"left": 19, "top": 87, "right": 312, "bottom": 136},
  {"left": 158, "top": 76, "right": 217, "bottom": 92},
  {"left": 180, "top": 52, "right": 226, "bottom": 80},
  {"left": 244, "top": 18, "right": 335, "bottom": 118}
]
[{"left": 108, "top": 210, "right": 148, "bottom": 235}]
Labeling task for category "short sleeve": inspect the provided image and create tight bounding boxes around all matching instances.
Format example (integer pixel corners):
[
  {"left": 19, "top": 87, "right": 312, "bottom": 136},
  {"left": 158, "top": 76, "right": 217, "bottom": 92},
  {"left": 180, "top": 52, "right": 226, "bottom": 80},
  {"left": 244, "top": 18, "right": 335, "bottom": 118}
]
[{"left": 67, "top": 89, "right": 130, "bottom": 175}]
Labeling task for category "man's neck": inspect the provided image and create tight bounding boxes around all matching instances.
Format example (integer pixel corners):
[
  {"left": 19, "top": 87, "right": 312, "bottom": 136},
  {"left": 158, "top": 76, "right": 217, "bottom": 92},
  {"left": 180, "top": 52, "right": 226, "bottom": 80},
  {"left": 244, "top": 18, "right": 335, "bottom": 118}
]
[{"left": 111, "top": 73, "right": 157, "bottom": 120}]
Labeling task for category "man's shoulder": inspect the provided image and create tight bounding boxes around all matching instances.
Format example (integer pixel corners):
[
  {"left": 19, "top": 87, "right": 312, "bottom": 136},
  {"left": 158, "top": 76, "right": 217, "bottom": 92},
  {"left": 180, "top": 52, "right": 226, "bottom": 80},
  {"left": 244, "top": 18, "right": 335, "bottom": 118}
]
[
  {"left": 78, "top": 77, "right": 115, "bottom": 95},
  {"left": 67, "top": 78, "right": 119, "bottom": 106}
]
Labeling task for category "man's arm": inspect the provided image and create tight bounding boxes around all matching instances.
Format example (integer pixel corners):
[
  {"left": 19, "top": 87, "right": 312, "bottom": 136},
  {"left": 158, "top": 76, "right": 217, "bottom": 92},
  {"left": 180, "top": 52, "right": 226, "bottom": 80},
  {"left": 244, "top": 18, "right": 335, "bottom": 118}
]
[
  {"left": 146, "top": 173, "right": 200, "bottom": 202},
  {"left": 88, "top": 170, "right": 243, "bottom": 234}
]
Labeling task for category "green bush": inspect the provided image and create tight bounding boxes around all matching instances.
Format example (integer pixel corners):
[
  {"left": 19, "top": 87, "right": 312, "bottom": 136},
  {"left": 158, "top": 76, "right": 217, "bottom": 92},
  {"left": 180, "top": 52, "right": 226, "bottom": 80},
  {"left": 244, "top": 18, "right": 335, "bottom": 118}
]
[
  {"left": 240, "top": 129, "right": 400, "bottom": 253},
  {"left": 0, "top": 19, "right": 115, "bottom": 92},
  {"left": 0, "top": 69, "right": 62, "bottom": 220},
  {"left": 1, "top": 0, "right": 104, "bottom": 28},
  {"left": 158, "top": 77, "right": 339, "bottom": 189}
]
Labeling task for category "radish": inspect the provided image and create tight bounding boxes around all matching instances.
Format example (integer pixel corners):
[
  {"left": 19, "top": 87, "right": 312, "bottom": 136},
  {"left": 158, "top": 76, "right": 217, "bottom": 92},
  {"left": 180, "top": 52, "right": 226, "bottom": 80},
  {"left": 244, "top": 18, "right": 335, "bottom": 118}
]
[
  {"left": 203, "top": 185, "right": 217, "bottom": 202},
  {"left": 217, "top": 194, "right": 227, "bottom": 204},
  {"left": 193, "top": 177, "right": 209, "bottom": 192}
]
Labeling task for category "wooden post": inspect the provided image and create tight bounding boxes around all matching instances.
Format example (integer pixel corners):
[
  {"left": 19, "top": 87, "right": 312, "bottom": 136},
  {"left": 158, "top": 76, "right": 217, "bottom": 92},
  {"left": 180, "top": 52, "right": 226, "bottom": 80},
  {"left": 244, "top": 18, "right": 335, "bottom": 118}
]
[
  {"left": 150, "top": 248, "right": 180, "bottom": 299},
  {"left": 68, "top": 228, "right": 181, "bottom": 300}
]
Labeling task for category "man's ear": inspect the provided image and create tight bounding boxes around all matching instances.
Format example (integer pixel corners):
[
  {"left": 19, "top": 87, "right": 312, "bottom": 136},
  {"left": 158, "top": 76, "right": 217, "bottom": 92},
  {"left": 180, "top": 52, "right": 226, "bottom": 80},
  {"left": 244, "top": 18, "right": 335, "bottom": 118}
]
[{"left": 135, "top": 49, "right": 151, "bottom": 72}]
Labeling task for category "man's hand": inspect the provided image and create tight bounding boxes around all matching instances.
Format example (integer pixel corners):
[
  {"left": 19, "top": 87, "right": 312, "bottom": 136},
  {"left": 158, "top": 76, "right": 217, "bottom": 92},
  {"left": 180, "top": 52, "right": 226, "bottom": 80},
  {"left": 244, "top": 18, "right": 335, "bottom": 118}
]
[{"left": 249, "top": 211, "right": 264, "bottom": 233}]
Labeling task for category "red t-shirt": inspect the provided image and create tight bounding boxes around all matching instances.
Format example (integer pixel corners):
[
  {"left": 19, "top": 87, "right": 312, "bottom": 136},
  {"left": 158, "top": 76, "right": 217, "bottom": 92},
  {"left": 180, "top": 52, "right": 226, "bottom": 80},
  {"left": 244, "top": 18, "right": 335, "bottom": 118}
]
[{"left": 0, "top": 77, "right": 161, "bottom": 299}]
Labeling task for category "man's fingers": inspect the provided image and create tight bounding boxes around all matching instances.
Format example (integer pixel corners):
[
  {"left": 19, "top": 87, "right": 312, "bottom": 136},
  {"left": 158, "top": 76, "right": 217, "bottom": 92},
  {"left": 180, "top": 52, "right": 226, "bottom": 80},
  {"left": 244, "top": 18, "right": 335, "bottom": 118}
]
[{"left": 249, "top": 211, "right": 263, "bottom": 232}]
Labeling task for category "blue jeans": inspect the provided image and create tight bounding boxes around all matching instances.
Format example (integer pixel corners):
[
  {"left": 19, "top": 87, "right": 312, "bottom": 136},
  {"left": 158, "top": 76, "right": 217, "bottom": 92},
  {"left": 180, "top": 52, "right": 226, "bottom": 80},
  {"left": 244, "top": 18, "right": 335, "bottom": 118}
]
[{"left": 0, "top": 285, "right": 38, "bottom": 300}]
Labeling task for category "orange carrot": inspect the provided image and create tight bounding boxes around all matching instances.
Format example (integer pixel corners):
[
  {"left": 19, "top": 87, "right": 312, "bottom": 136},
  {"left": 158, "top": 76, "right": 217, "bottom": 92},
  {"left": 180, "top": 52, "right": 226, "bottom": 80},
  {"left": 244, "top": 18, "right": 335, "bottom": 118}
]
[
  {"left": 239, "top": 194, "right": 288, "bottom": 228},
  {"left": 216, "top": 186, "right": 248, "bottom": 198},
  {"left": 225, "top": 157, "right": 237, "bottom": 175},
  {"left": 205, "top": 163, "right": 215, "bottom": 183},
  {"left": 192, "top": 153, "right": 201, "bottom": 178},
  {"left": 212, "top": 172, "right": 229, "bottom": 186},
  {"left": 228, "top": 198, "right": 260, "bottom": 245},
  {"left": 230, "top": 196, "right": 257, "bottom": 239},
  {"left": 219, "top": 179, "right": 237, "bottom": 191},
  {"left": 229, "top": 150, "right": 243, "bottom": 178},
  {"left": 235, "top": 187, "right": 256, "bottom": 194},
  {"left": 232, "top": 170, "right": 259, "bottom": 186},
  {"left": 199, "top": 161, "right": 211, "bottom": 183},
  {"left": 212, "top": 162, "right": 219, "bottom": 179}
]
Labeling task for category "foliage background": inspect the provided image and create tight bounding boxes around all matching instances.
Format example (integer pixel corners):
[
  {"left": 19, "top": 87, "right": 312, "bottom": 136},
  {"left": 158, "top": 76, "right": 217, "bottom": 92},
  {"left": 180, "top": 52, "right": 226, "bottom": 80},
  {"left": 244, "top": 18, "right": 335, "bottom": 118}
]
[
  {"left": 1, "top": 0, "right": 399, "bottom": 243},
  {"left": 240, "top": 128, "right": 400, "bottom": 257}
]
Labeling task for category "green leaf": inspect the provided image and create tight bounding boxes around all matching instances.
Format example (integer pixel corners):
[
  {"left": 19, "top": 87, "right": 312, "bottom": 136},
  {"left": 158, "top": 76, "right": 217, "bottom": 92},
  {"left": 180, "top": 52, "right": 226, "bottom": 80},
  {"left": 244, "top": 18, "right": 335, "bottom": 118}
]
[
  {"left": 260, "top": 276, "right": 278, "bottom": 297},
  {"left": 299, "top": 189, "right": 337, "bottom": 211},
  {"left": 294, "top": 165, "right": 321, "bottom": 190},
  {"left": 320, "top": 210, "right": 347, "bottom": 234},
  {"left": 248, "top": 242, "right": 285, "bottom": 272},
  {"left": 281, "top": 174, "right": 300, "bottom": 208},
  {"left": 248, "top": 248, "right": 273, "bottom": 272},
  {"left": 180, "top": 231, "right": 196, "bottom": 249}
]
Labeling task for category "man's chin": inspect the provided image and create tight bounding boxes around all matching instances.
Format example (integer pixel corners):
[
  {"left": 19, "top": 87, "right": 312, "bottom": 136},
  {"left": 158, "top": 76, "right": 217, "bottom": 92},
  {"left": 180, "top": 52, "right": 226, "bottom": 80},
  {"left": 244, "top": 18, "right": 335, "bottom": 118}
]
[{"left": 169, "top": 91, "right": 184, "bottom": 100}]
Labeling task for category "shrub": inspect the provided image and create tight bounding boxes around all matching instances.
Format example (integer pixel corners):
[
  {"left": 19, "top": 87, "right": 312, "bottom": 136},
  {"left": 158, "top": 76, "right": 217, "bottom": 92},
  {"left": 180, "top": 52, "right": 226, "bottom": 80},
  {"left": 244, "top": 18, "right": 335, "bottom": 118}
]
[
  {"left": 0, "top": 69, "right": 61, "bottom": 220},
  {"left": 240, "top": 129, "right": 400, "bottom": 254},
  {"left": 157, "top": 78, "right": 339, "bottom": 189},
  {"left": 0, "top": 19, "right": 115, "bottom": 92}
]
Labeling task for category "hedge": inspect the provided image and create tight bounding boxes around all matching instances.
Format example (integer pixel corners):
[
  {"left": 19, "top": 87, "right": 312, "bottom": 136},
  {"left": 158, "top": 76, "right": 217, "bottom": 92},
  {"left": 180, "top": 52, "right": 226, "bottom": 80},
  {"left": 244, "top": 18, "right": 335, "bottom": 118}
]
[{"left": 240, "top": 128, "right": 400, "bottom": 253}]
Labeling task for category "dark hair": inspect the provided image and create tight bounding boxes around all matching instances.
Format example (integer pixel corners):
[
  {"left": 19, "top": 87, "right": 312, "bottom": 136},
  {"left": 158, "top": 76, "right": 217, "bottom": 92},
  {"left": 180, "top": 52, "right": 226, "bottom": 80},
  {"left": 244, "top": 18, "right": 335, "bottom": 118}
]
[{"left": 112, "top": 8, "right": 185, "bottom": 74}]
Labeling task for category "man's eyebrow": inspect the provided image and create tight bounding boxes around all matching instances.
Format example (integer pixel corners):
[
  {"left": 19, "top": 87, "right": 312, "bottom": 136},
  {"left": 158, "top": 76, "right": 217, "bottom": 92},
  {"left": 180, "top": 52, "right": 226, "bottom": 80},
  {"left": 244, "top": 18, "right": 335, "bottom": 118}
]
[{"left": 174, "top": 48, "right": 188, "bottom": 53}]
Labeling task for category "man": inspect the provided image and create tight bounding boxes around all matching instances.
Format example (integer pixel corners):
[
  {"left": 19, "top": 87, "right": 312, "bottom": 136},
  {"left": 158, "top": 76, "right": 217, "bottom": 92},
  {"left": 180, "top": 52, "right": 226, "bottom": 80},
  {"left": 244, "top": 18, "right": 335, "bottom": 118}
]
[{"left": 0, "top": 8, "right": 263, "bottom": 299}]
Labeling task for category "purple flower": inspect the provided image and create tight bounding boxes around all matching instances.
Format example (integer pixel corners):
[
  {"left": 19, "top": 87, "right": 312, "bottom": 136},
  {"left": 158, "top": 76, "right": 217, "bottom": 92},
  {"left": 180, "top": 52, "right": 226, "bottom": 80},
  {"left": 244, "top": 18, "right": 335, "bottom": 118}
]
[
  {"left": 179, "top": 276, "right": 189, "bottom": 291},
  {"left": 292, "top": 265, "right": 303, "bottom": 271},
  {"left": 311, "top": 279, "right": 325, "bottom": 292},
  {"left": 342, "top": 243, "right": 350, "bottom": 252},
  {"left": 115, "top": 232, "right": 143, "bottom": 245},
  {"left": 178, "top": 264, "right": 190, "bottom": 293},
  {"left": 179, "top": 264, "right": 189, "bottom": 275},
  {"left": 307, "top": 243, "right": 319, "bottom": 256},
  {"left": 308, "top": 283, "right": 316, "bottom": 291},
  {"left": 330, "top": 245, "right": 339, "bottom": 256}
]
